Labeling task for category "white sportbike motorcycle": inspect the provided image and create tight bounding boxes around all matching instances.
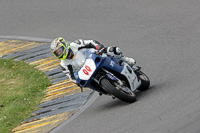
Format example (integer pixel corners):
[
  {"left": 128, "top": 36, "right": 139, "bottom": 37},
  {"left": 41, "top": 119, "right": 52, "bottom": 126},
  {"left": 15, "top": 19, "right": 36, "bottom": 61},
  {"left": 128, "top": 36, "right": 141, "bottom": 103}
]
[{"left": 72, "top": 49, "right": 150, "bottom": 103}]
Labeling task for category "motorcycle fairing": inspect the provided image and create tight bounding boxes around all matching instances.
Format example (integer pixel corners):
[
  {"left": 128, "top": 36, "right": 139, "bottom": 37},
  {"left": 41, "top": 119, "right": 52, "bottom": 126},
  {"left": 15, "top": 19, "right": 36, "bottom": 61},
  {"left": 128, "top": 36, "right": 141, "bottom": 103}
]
[
  {"left": 74, "top": 49, "right": 140, "bottom": 94},
  {"left": 78, "top": 59, "right": 96, "bottom": 80},
  {"left": 120, "top": 63, "right": 141, "bottom": 92}
]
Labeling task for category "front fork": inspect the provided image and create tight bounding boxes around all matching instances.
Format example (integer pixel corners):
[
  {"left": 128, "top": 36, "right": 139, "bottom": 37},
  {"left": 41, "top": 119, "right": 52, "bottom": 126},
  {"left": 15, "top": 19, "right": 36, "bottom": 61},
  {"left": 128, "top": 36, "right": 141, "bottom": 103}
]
[
  {"left": 92, "top": 68, "right": 123, "bottom": 95},
  {"left": 100, "top": 68, "right": 123, "bottom": 86},
  {"left": 101, "top": 68, "right": 134, "bottom": 95}
]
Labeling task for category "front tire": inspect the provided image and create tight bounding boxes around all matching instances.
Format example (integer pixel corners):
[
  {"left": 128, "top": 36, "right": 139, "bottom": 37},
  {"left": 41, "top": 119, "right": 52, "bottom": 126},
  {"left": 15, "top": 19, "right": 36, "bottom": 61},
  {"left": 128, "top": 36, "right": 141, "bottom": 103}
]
[{"left": 101, "top": 79, "right": 136, "bottom": 103}]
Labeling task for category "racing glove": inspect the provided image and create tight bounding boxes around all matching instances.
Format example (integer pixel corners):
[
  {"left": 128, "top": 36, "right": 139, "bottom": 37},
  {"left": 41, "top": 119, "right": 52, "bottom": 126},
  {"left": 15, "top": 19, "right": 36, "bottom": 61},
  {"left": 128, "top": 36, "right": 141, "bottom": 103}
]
[{"left": 96, "top": 47, "right": 107, "bottom": 55}]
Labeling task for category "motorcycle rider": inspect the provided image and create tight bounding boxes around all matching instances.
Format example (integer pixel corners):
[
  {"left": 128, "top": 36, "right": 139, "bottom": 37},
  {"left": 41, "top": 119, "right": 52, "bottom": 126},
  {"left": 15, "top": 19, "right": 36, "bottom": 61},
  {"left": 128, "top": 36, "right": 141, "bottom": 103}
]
[{"left": 50, "top": 37, "right": 136, "bottom": 82}]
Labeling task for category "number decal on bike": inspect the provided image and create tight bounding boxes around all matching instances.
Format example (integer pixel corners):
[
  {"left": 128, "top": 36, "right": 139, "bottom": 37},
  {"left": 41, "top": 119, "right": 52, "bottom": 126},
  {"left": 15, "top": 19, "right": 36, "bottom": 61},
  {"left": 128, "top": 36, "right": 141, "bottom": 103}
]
[
  {"left": 110, "top": 61, "right": 114, "bottom": 67},
  {"left": 85, "top": 65, "right": 92, "bottom": 72},
  {"left": 83, "top": 69, "right": 89, "bottom": 75},
  {"left": 78, "top": 59, "right": 96, "bottom": 80}
]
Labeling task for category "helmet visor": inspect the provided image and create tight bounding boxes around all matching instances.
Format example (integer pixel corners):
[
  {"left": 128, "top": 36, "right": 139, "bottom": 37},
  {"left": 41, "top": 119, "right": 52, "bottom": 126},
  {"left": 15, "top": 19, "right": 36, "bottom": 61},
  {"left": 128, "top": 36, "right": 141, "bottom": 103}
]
[{"left": 53, "top": 46, "right": 65, "bottom": 58}]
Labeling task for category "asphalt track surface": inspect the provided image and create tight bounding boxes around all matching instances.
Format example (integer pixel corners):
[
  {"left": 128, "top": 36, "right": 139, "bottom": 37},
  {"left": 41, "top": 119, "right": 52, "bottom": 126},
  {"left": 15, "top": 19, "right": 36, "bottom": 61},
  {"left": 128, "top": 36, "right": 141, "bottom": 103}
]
[{"left": 1, "top": 0, "right": 200, "bottom": 133}]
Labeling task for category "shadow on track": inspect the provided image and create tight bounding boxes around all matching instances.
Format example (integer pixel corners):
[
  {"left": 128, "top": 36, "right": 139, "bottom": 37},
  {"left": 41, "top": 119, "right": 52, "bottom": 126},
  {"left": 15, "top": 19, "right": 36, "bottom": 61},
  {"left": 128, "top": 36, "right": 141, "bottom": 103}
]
[
  {"left": 90, "top": 82, "right": 168, "bottom": 113},
  {"left": 136, "top": 82, "right": 167, "bottom": 99}
]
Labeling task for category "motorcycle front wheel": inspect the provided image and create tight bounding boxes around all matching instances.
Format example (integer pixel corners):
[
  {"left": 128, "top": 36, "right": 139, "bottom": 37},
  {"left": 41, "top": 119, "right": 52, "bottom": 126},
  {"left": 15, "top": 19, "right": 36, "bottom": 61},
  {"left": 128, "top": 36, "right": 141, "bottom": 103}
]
[{"left": 101, "top": 79, "right": 136, "bottom": 103}]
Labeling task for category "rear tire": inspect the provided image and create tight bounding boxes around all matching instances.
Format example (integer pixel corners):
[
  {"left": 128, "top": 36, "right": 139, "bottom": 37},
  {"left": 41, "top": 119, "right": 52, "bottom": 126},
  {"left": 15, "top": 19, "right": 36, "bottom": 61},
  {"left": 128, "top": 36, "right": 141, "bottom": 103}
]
[
  {"left": 101, "top": 79, "right": 136, "bottom": 103},
  {"left": 136, "top": 71, "right": 150, "bottom": 91}
]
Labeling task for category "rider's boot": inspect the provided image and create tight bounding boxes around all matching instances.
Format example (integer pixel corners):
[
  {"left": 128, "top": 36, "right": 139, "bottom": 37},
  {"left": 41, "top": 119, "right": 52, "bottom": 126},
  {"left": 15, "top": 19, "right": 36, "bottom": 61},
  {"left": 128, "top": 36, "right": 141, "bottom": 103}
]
[
  {"left": 132, "top": 65, "right": 141, "bottom": 72},
  {"left": 121, "top": 56, "right": 136, "bottom": 67},
  {"left": 106, "top": 46, "right": 136, "bottom": 67}
]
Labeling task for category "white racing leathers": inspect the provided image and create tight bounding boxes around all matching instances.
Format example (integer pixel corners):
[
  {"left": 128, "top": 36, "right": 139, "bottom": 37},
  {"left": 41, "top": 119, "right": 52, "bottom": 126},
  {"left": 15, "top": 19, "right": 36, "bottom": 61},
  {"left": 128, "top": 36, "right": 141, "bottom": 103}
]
[
  {"left": 60, "top": 39, "right": 102, "bottom": 81},
  {"left": 60, "top": 39, "right": 136, "bottom": 81},
  {"left": 106, "top": 46, "right": 136, "bottom": 67}
]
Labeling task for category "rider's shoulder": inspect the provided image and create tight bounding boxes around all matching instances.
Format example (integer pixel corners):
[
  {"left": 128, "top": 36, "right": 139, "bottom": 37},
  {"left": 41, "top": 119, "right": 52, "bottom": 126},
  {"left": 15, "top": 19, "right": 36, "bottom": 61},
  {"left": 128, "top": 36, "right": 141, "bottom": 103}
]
[
  {"left": 60, "top": 59, "right": 70, "bottom": 66},
  {"left": 70, "top": 41, "right": 80, "bottom": 48},
  {"left": 73, "top": 39, "right": 85, "bottom": 45}
]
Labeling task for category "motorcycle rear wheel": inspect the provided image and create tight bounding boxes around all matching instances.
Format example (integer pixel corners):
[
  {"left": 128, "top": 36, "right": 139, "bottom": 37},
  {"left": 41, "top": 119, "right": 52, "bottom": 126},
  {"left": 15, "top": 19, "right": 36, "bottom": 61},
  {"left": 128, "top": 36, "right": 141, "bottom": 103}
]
[
  {"left": 101, "top": 79, "right": 136, "bottom": 103},
  {"left": 136, "top": 71, "right": 150, "bottom": 91}
]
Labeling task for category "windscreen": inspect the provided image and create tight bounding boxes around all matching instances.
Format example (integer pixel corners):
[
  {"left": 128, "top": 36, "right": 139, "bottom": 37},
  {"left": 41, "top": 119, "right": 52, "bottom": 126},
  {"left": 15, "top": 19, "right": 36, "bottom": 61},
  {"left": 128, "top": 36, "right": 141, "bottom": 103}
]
[{"left": 72, "top": 49, "right": 87, "bottom": 72}]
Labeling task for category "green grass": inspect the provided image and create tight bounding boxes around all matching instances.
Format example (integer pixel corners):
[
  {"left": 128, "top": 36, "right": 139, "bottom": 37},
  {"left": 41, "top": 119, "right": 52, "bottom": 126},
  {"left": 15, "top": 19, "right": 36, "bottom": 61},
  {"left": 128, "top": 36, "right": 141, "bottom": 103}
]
[{"left": 0, "top": 58, "right": 50, "bottom": 133}]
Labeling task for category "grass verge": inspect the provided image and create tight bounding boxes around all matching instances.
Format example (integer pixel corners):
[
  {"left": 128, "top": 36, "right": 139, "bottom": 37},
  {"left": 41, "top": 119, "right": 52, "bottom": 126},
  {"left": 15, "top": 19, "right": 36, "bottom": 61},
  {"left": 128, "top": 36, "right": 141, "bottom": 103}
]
[{"left": 0, "top": 58, "right": 50, "bottom": 133}]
